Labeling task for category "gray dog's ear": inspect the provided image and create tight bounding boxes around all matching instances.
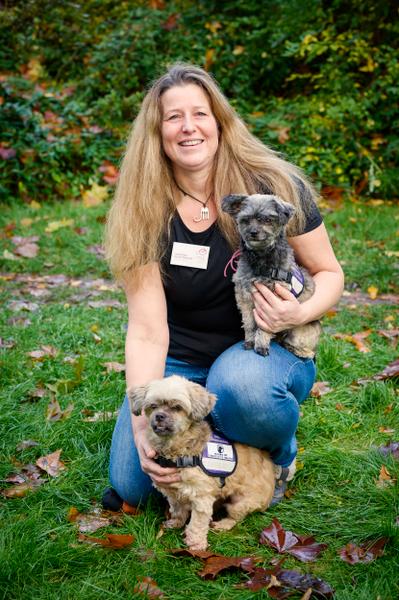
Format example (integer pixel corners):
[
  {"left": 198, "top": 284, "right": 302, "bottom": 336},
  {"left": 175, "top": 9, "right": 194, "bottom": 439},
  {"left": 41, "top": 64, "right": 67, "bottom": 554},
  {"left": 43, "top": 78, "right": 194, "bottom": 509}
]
[
  {"left": 128, "top": 385, "right": 149, "bottom": 416},
  {"left": 188, "top": 382, "right": 217, "bottom": 422},
  {"left": 275, "top": 198, "right": 295, "bottom": 225},
  {"left": 221, "top": 194, "right": 248, "bottom": 216}
]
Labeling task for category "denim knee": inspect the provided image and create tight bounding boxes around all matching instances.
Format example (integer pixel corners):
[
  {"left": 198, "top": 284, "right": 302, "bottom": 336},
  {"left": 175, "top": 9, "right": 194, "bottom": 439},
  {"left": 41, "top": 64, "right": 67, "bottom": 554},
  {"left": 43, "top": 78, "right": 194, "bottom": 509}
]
[{"left": 206, "top": 341, "right": 315, "bottom": 454}]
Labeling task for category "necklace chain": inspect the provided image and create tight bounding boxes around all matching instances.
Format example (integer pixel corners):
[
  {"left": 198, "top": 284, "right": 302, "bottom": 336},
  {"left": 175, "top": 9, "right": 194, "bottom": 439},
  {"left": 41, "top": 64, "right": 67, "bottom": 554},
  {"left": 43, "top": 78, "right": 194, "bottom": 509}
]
[{"left": 174, "top": 182, "right": 212, "bottom": 222}]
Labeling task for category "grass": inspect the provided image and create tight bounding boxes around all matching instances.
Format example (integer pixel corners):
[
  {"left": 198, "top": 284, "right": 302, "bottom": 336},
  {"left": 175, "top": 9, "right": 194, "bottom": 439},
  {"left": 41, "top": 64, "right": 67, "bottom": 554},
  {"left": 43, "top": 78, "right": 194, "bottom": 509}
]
[{"left": 0, "top": 197, "right": 398, "bottom": 599}]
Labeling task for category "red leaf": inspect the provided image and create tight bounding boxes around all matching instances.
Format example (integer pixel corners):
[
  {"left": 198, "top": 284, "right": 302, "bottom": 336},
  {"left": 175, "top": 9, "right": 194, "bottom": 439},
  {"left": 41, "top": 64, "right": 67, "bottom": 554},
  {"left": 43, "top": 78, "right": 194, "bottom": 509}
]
[
  {"left": 339, "top": 538, "right": 388, "bottom": 564},
  {"left": 236, "top": 565, "right": 334, "bottom": 597},
  {"left": 78, "top": 533, "right": 135, "bottom": 549},
  {"left": 357, "top": 358, "right": 399, "bottom": 384},
  {"left": 260, "top": 519, "right": 327, "bottom": 562},
  {"left": 133, "top": 576, "right": 165, "bottom": 598},
  {"left": 198, "top": 555, "right": 259, "bottom": 579},
  {"left": 36, "top": 449, "right": 65, "bottom": 477}
]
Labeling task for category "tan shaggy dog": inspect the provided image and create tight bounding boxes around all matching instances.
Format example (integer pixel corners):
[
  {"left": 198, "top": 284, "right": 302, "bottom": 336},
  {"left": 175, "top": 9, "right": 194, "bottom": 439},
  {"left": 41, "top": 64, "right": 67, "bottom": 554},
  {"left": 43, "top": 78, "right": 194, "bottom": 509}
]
[{"left": 129, "top": 375, "right": 275, "bottom": 551}]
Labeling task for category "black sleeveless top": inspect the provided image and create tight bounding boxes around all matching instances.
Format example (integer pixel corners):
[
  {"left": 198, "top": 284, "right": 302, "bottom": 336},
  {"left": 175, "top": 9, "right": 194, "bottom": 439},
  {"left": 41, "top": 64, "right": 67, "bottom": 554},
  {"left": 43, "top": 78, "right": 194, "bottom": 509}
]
[{"left": 161, "top": 196, "right": 322, "bottom": 368}]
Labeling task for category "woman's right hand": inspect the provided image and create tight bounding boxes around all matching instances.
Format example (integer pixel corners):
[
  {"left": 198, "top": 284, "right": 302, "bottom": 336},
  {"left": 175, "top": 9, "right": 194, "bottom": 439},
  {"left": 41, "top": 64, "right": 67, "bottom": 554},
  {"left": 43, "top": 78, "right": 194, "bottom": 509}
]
[{"left": 133, "top": 424, "right": 181, "bottom": 487}]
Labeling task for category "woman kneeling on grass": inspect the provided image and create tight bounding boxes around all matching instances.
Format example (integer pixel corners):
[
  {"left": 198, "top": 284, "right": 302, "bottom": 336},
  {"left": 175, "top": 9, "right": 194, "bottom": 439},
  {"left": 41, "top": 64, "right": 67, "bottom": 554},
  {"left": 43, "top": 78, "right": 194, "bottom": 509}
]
[{"left": 102, "top": 63, "right": 344, "bottom": 511}]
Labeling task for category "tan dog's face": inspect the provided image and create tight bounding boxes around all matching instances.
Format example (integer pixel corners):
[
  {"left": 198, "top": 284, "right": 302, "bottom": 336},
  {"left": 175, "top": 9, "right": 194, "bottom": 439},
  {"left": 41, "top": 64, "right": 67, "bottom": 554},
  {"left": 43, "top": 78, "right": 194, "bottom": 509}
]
[{"left": 129, "top": 375, "right": 216, "bottom": 438}]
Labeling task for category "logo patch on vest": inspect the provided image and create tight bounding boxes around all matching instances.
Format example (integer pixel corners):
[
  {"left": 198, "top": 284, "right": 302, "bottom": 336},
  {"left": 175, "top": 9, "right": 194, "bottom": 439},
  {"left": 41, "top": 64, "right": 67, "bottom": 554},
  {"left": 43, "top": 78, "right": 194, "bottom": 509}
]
[
  {"left": 290, "top": 264, "right": 305, "bottom": 298},
  {"left": 200, "top": 432, "right": 237, "bottom": 477}
]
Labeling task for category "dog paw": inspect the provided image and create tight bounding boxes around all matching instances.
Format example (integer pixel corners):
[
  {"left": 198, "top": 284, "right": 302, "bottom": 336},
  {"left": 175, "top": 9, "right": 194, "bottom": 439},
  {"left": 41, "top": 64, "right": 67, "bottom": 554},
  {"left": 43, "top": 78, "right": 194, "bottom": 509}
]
[
  {"left": 254, "top": 345, "right": 269, "bottom": 356},
  {"left": 184, "top": 531, "right": 208, "bottom": 551},
  {"left": 211, "top": 517, "right": 236, "bottom": 531},
  {"left": 163, "top": 518, "right": 184, "bottom": 529}
]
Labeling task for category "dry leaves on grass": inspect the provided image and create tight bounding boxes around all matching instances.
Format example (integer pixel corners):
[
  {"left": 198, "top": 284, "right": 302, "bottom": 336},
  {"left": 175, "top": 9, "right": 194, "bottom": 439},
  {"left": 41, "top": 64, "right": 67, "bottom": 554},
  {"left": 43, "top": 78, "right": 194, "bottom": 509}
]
[
  {"left": 259, "top": 518, "right": 328, "bottom": 563},
  {"left": 376, "top": 465, "right": 397, "bottom": 488},
  {"left": 133, "top": 576, "right": 165, "bottom": 598},
  {"left": 1, "top": 450, "right": 65, "bottom": 498},
  {"left": 171, "top": 548, "right": 260, "bottom": 579},
  {"left": 81, "top": 409, "right": 119, "bottom": 422},
  {"left": 333, "top": 329, "right": 372, "bottom": 353},
  {"left": 102, "top": 361, "right": 125, "bottom": 373},
  {"left": 27, "top": 345, "right": 58, "bottom": 360},
  {"left": 68, "top": 506, "right": 123, "bottom": 533},
  {"left": 357, "top": 358, "right": 399, "bottom": 385},
  {"left": 310, "top": 381, "right": 333, "bottom": 398},
  {"left": 46, "top": 397, "right": 74, "bottom": 421},
  {"left": 236, "top": 565, "right": 334, "bottom": 598},
  {"left": 78, "top": 533, "right": 135, "bottom": 549},
  {"left": 339, "top": 538, "right": 388, "bottom": 564}
]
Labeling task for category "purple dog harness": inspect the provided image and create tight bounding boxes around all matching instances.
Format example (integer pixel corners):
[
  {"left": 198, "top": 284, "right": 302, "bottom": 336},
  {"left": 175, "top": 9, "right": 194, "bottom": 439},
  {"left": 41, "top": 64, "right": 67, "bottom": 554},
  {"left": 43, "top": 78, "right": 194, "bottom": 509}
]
[
  {"left": 224, "top": 250, "right": 305, "bottom": 298},
  {"left": 155, "top": 431, "right": 238, "bottom": 487}
]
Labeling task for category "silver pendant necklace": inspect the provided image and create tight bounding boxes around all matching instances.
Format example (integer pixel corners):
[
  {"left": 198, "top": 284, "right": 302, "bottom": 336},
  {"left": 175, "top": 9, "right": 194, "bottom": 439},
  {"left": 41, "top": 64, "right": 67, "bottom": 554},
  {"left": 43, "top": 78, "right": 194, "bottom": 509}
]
[{"left": 175, "top": 182, "right": 212, "bottom": 222}]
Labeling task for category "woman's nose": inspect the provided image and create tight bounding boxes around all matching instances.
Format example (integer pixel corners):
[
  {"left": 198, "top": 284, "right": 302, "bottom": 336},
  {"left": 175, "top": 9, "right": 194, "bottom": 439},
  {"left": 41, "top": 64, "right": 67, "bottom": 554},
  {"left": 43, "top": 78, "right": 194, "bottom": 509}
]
[{"left": 182, "top": 115, "right": 195, "bottom": 133}]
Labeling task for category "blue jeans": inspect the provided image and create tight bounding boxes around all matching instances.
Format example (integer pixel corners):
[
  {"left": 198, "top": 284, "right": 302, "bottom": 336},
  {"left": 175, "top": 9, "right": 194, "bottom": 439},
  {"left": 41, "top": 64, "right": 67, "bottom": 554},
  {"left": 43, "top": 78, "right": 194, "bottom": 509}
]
[{"left": 109, "top": 341, "right": 316, "bottom": 506}]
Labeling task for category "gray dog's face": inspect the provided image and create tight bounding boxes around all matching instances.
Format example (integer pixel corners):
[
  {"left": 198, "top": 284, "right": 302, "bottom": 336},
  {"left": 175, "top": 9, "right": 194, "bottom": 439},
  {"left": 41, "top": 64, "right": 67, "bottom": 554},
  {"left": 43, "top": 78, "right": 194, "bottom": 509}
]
[
  {"left": 128, "top": 375, "right": 216, "bottom": 438},
  {"left": 221, "top": 194, "right": 295, "bottom": 251}
]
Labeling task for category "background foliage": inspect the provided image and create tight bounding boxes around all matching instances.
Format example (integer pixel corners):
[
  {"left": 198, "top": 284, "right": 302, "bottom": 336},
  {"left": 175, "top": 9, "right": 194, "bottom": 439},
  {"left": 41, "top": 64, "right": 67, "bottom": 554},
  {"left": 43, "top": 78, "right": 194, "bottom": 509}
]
[{"left": 1, "top": 0, "right": 398, "bottom": 203}]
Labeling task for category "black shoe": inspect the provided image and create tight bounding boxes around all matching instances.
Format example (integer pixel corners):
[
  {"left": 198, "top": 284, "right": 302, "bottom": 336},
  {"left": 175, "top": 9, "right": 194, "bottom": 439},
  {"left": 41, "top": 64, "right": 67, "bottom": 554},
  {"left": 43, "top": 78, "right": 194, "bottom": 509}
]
[{"left": 102, "top": 487, "right": 123, "bottom": 511}]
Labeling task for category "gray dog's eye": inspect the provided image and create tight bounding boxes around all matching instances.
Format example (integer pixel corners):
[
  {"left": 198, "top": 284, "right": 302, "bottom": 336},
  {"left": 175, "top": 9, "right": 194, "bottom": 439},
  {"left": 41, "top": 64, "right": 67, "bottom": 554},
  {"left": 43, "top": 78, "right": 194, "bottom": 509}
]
[{"left": 258, "top": 216, "right": 272, "bottom": 224}]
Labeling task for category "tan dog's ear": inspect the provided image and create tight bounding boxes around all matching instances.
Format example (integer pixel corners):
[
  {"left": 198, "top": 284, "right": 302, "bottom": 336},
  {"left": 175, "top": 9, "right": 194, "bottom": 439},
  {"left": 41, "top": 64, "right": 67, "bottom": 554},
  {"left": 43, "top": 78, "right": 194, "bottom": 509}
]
[
  {"left": 188, "top": 382, "right": 217, "bottom": 422},
  {"left": 128, "top": 385, "right": 149, "bottom": 416}
]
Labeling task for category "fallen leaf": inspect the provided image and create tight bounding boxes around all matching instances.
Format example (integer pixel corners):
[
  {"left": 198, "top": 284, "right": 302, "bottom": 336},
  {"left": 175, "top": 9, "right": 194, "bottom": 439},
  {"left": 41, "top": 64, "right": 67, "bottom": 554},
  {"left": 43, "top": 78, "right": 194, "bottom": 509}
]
[
  {"left": 82, "top": 182, "right": 108, "bottom": 207},
  {"left": 0, "top": 337, "right": 15, "bottom": 349},
  {"left": 367, "top": 285, "right": 379, "bottom": 300},
  {"left": 339, "top": 538, "right": 388, "bottom": 564},
  {"left": 46, "top": 397, "right": 74, "bottom": 421},
  {"left": 14, "top": 242, "right": 39, "bottom": 258},
  {"left": 378, "top": 426, "right": 395, "bottom": 434},
  {"left": 36, "top": 449, "right": 65, "bottom": 477},
  {"left": 376, "top": 465, "right": 396, "bottom": 488},
  {"left": 259, "top": 519, "right": 327, "bottom": 562},
  {"left": 9, "top": 301, "right": 39, "bottom": 312},
  {"left": 1, "top": 482, "right": 38, "bottom": 498},
  {"left": 333, "top": 330, "right": 371, "bottom": 353},
  {"left": 67, "top": 506, "right": 122, "bottom": 533},
  {"left": 133, "top": 576, "right": 165, "bottom": 598},
  {"left": 27, "top": 345, "right": 58, "bottom": 360},
  {"left": 236, "top": 565, "right": 334, "bottom": 597},
  {"left": 161, "top": 12, "right": 180, "bottom": 31},
  {"left": 45, "top": 218, "right": 74, "bottom": 233},
  {"left": 310, "top": 381, "right": 332, "bottom": 398},
  {"left": 357, "top": 358, "right": 399, "bottom": 384},
  {"left": 198, "top": 555, "right": 259, "bottom": 579},
  {"left": 78, "top": 533, "right": 134, "bottom": 548}
]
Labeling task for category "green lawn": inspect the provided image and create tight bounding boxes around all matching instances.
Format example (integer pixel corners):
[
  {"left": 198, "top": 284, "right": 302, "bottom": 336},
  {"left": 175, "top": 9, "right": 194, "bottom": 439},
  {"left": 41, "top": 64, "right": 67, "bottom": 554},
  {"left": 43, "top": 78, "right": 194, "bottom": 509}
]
[{"left": 1, "top": 198, "right": 398, "bottom": 599}]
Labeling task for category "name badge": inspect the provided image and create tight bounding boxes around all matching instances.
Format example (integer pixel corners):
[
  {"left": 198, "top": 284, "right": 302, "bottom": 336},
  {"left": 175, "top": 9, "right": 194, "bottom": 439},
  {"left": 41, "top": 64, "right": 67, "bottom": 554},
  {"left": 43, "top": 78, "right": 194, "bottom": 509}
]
[{"left": 170, "top": 242, "right": 210, "bottom": 270}]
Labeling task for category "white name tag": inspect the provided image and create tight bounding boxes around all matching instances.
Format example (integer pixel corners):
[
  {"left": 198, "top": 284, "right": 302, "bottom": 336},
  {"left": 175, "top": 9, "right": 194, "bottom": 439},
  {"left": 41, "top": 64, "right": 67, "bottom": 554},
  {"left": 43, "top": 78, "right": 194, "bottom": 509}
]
[{"left": 170, "top": 242, "right": 210, "bottom": 270}]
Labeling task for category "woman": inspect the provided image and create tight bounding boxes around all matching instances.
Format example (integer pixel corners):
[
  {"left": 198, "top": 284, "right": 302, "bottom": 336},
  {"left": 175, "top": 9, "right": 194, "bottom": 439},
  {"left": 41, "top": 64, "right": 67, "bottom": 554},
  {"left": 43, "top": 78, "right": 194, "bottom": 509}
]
[{"left": 103, "top": 63, "right": 344, "bottom": 510}]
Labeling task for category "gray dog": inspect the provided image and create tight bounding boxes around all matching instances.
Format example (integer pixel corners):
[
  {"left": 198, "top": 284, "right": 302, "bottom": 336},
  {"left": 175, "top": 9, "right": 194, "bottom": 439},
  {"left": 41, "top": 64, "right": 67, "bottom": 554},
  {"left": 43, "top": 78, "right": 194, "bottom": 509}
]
[{"left": 222, "top": 193, "right": 321, "bottom": 358}]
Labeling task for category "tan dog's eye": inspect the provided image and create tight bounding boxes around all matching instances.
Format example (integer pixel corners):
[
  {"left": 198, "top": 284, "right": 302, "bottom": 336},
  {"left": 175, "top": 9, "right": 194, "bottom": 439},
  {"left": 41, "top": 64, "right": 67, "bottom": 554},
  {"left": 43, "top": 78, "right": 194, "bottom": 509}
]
[
  {"left": 149, "top": 403, "right": 158, "bottom": 411},
  {"left": 171, "top": 405, "right": 182, "bottom": 412}
]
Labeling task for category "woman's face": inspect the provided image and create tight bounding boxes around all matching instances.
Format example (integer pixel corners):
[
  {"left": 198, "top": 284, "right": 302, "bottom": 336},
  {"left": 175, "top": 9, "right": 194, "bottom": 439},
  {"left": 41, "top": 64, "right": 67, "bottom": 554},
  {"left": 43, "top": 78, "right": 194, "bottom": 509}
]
[{"left": 160, "top": 83, "right": 219, "bottom": 177}]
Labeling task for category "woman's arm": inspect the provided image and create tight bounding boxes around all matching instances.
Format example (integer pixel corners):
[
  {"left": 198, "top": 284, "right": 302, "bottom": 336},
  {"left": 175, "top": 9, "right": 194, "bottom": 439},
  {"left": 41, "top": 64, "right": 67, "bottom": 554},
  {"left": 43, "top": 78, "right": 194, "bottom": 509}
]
[
  {"left": 125, "top": 262, "right": 180, "bottom": 486},
  {"left": 253, "top": 223, "right": 344, "bottom": 333}
]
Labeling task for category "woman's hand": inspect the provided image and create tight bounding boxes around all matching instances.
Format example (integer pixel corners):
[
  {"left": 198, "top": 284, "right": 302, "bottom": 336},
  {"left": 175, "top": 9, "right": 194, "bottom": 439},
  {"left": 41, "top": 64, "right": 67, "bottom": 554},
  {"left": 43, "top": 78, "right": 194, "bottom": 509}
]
[
  {"left": 252, "top": 282, "right": 306, "bottom": 333},
  {"left": 133, "top": 420, "right": 180, "bottom": 487}
]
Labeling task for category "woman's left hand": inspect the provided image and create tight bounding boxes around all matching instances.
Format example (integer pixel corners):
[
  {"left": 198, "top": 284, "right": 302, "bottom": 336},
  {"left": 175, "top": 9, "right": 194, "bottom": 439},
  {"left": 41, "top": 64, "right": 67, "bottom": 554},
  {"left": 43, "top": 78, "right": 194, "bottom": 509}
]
[{"left": 252, "top": 282, "right": 305, "bottom": 333}]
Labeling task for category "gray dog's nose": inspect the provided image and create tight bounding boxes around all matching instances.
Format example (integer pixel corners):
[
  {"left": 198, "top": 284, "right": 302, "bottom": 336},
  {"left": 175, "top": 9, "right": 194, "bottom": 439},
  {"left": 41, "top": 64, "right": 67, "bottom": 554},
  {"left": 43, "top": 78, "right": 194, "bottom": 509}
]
[{"left": 249, "top": 228, "right": 258, "bottom": 237}]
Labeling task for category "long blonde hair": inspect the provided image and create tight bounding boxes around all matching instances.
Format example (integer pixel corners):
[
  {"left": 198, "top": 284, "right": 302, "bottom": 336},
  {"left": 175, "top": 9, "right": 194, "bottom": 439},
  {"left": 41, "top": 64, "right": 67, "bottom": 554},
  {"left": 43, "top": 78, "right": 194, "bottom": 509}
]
[{"left": 105, "top": 63, "right": 316, "bottom": 285}]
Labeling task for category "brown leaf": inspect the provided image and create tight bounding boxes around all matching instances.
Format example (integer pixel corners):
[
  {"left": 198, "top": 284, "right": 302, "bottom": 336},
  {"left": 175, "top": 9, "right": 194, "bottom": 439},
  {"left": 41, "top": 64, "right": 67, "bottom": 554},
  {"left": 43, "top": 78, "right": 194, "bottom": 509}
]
[
  {"left": 161, "top": 12, "right": 180, "bottom": 31},
  {"left": 1, "top": 482, "right": 38, "bottom": 498},
  {"left": 78, "top": 532, "right": 135, "bottom": 549},
  {"left": 198, "top": 555, "right": 259, "bottom": 579},
  {"left": 310, "top": 381, "right": 332, "bottom": 398},
  {"left": 27, "top": 345, "right": 58, "bottom": 360},
  {"left": 9, "top": 301, "right": 39, "bottom": 312},
  {"left": 339, "top": 538, "right": 388, "bottom": 564},
  {"left": 357, "top": 358, "right": 399, "bottom": 384},
  {"left": 259, "top": 518, "right": 327, "bottom": 562},
  {"left": 36, "top": 449, "right": 65, "bottom": 477},
  {"left": 236, "top": 565, "right": 334, "bottom": 597},
  {"left": 376, "top": 465, "right": 396, "bottom": 488},
  {"left": 377, "top": 329, "right": 399, "bottom": 340},
  {"left": 46, "top": 397, "right": 74, "bottom": 421},
  {"left": 133, "top": 576, "right": 165, "bottom": 598},
  {"left": 333, "top": 330, "right": 371, "bottom": 353},
  {"left": 67, "top": 506, "right": 122, "bottom": 533}
]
